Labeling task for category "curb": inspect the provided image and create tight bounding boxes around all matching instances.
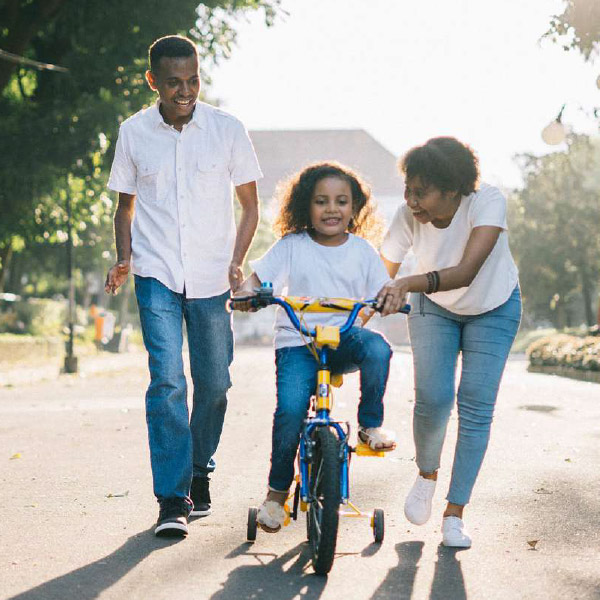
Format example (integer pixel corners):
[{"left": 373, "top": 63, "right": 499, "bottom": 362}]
[{"left": 527, "top": 364, "right": 600, "bottom": 384}]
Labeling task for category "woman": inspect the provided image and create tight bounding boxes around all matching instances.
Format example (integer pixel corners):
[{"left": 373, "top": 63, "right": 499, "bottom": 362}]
[{"left": 377, "top": 137, "right": 521, "bottom": 548}]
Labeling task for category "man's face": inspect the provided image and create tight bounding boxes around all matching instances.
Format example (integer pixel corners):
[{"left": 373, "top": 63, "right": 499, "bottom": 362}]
[{"left": 146, "top": 55, "right": 200, "bottom": 121}]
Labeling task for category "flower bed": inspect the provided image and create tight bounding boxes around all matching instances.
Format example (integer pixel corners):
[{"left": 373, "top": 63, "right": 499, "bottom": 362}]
[{"left": 526, "top": 334, "right": 600, "bottom": 383}]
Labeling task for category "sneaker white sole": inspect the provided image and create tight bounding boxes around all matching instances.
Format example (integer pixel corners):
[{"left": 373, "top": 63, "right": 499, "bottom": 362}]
[
  {"left": 155, "top": 522, "right": 188, "bottom": 537},
  {"left": 189, "top": 508, "right": 212, "bottom": 517}
]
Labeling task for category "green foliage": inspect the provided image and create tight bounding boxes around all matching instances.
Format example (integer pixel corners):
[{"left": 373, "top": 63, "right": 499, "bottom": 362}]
[
  {"left": 0, "top": 0, "right": 282, "bottom": 290},
  {"left": 509, "top": 135, "right": 600, "bottom": 327},
  {"left": 545, "top": 0, "right": 600, "bottom": 60}
]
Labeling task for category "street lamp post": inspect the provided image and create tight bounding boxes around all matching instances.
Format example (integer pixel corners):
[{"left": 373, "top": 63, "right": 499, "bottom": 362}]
[
  {"left": 64, "top": 193, "right": 78, "bottom": 374},
  {"left": 541, "top": 104, "right": 567, "bottom": 146}
]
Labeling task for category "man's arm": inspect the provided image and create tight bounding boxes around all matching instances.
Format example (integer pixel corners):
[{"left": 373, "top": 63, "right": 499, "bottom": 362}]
[
  {"left": 229, "top": 181, "right": 259, "bottom": 292},
  {"left": 105, "top": 192, "right": 135, "bottom": 294}
]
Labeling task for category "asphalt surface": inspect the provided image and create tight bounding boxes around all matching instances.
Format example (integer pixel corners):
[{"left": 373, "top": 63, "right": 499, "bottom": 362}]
[{"left": 1, "top": 346, "right": 599, "bottom": 600}]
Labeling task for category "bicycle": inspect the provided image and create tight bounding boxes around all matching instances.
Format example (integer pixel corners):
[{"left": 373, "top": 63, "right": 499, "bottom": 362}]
[{"left": 228, "top": 282, "right": 410, "bottom": 575}]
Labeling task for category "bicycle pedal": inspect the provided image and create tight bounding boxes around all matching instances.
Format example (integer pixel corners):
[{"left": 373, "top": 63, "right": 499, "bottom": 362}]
[{"left": 355, "top": 442, "right": 385, "bottom": 457}]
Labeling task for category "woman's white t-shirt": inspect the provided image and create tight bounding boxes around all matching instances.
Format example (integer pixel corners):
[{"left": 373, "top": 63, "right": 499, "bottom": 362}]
[
  {"left": 250, "top": 232, "right": 391, "bottom": 349},
  {"left": 380, "top": 183, "right": 519, "bottom": 315}
]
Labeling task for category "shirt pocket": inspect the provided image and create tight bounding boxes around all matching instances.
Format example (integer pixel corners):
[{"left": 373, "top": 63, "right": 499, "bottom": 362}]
[
  {"left": 196, "top": 154, "right": 229, "bottom": 197},
  {"left": 137, "top": 156, "right": 168, "bottom": 204}
]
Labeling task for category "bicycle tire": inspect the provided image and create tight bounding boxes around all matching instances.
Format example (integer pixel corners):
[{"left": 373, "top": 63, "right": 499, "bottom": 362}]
[
  {"left": 373, "top": 508, "right": 384, "bottom": 543},
  {"left": 307, "top": 426, "right": 341, "bottom": 575},
  {"left": 247, "top": 506, "right": 258, "bottom": 542}
]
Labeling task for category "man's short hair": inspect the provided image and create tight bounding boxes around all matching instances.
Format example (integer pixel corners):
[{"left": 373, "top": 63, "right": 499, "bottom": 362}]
[{"left": 149, "top": 35, "right": 198, "bottom": 73}]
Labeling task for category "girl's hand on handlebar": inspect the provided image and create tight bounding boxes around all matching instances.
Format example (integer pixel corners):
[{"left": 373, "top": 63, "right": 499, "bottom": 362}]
[
  {"left": 231, "top": 289, "right": 258, "bottom": 312},
  {"left": 377, "top": 279, "right": 409, "bottom": 317}
]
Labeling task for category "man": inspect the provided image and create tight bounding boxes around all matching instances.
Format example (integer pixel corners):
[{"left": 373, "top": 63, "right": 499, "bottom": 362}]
[{"left": 105, "top": 35, "right": 262, "bottom": 538}]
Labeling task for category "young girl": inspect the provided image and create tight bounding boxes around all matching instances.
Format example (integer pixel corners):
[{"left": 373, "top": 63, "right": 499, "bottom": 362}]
[{"left": 236, "top": 162, "right": 396, "bottom": 532}]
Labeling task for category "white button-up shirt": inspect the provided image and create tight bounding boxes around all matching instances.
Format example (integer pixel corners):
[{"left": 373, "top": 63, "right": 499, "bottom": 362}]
[{"left": 107, "top": 101, "right": 263, "bottom": 298}]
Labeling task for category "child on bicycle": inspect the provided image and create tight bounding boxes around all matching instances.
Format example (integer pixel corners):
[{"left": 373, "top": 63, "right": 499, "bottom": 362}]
[{"left": 236, "top": 162, "right": 396, "bottom": 532}]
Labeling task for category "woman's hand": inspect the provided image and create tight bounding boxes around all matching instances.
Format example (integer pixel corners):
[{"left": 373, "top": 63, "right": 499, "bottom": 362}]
[{"left": 377, "top": 278, "right": 411, "bottom": 316}]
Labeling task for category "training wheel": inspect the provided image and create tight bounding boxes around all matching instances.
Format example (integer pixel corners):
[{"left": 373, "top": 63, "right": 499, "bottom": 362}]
[
  {"left": 373, "top": 508, "right": 384, "bottom": 543},
  {"left": 247, "top": 506, "right": 258, "bottom": 542}
]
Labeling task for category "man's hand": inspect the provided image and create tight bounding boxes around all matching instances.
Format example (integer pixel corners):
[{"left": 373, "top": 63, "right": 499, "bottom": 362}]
[
  {"left": 377, "top": 278, "right": 410, "bottom": 316},
  {"left": 105, "top": 261, "right": 130, "bottom": 295},
  {"left": 229, "top": 261, "right": 244, "bottom": 292}
]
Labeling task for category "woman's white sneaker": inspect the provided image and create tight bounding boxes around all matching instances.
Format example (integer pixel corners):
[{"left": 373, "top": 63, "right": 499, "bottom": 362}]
[
  {"left": 442, "top": 516, "right": 472, "bottom": 548},
  {"left": 404, "top": 475, "right": 436, "bottom": 525}
]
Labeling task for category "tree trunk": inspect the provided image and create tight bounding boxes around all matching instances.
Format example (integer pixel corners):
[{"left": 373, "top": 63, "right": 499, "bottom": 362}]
[
  {"left": 0, "top": 242, "right": 14, "bottom": 293},
  {"left": 579, "top": 267, "right": 595, "bottom": 327}
]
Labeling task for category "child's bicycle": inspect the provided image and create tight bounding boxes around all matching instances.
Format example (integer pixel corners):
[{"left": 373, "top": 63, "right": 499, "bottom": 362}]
[{"left": 228, "top": 282, "right": 410, "bottom": 575}]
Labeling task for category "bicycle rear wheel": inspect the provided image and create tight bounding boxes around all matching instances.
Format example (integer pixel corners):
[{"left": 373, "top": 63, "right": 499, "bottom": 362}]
[{"left": 307, "top": 426, "right": 341, "bottom": 575}]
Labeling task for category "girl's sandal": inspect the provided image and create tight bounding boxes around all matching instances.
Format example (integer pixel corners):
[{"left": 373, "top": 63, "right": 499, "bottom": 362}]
[{"left": 358, "top": 426, "right": 397, "bottom": 452}]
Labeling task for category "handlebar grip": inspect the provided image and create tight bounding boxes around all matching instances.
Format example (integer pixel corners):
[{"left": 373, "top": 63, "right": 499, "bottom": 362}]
[{"left": 398, "top": 303, "right": 411, "bottom": 314}]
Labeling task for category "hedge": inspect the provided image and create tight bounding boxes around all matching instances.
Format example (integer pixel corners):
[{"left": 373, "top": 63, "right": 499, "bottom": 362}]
[{"left": 527, "top": 334, "right": 600, "bottom": 372}]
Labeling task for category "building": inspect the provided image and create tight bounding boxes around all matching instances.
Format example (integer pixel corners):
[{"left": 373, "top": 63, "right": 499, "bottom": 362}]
[
  {"left": 236, "top": 129, "right": 412, "bottom": 346},
  {"left": 249, "top": 129, "right": 403, "bottom": 223}
]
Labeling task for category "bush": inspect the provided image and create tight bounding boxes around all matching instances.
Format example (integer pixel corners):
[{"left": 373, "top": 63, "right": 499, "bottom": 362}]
[
  {"left": 0, "top": 298, "right": 66, "bottom": 336},
  {"left": 527, "top": 335, "right": 600, "bottom": 371}
]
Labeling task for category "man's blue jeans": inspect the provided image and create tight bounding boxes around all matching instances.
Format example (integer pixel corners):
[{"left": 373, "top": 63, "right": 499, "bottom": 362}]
[
  {"left": 134, "top": 276, "right": 233, "bottom": 503},
  {"left": 269, "top": 327, "right": 392, "bottom": 492},
  {"left": 407, "top": 286, "right": 521, "bottom": 506}
]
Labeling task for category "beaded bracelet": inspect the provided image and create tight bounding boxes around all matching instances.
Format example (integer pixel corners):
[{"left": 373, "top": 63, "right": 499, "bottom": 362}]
[
  {"left": 425, "top": 271, "right": 435, "bottom": 294},
  {"left": 425, "top": 271, "right": 441, "bottom": 294}
]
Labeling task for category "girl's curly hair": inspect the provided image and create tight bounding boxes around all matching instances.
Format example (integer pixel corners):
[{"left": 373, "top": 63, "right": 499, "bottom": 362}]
[
  {"left": 272, "top": 162, "right": 383, "bottom": 244},
  {"left": 400, "top": 137, "right": 480, "bottom": 196}
]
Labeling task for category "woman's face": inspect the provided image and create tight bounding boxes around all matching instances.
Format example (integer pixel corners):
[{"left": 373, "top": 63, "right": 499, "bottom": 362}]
[{"left": 404, "top": 175, "right": 459, "bottom": 228}]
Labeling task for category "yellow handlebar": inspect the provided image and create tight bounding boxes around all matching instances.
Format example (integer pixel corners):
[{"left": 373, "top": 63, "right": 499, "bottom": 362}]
[{"left": 283, "top": 296, "right": 363, "bottom": 313}]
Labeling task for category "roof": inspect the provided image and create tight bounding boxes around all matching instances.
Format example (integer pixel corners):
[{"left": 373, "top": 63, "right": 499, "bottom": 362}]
[{"left": 249, "top": 129, "right": 403, "bottom": 201}]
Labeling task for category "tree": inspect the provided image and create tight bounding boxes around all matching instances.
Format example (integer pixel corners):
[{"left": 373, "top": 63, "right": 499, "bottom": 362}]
[
  {"left": 546, "top": 0, "right": 600, "bottom": 61},
  {"left": 0, "top": 0, "right": 282, "bottom": 291},
  {"left": 510, "top": 135, "right": 600, "bottom": 327}
]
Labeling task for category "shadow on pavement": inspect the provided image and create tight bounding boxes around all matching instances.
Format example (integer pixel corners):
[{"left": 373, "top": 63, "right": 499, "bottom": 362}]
[
  {"left": 7, "top": 529, "right": 179, "bottom": 600},
  {"left": 370, "top": 541, "right": 424, "bottom": 599},
  {"left": 371, "top": 541, "right": 467, "bottom": 600},
  {"left": 429, "top": 545, "right": 468, "bottom": 600},
  {"left": 211, "top": 542, "right": 327, "bottom": 600}
]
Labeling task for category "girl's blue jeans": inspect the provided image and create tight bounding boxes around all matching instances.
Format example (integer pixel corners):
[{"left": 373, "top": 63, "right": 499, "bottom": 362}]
[
  {"left": 269, "top": 327, "right": 392, "bottom": 492},
  {"left": 407, "top": 285, "right": 521, "bottom": 506},
  {"left": 134, "top": 276, "right": 233, "bottom": 503}
]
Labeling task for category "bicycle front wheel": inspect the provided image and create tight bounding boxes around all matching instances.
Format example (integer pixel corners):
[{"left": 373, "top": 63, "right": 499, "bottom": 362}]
[{"left": 307, "top": 426, "right": 341, "bottom": 575}]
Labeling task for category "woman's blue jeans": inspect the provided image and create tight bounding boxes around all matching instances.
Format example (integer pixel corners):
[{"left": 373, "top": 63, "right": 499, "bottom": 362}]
[
  {"left": 407, "top": 286, "right": 521, "bottom": 506},
  {"left": 134, "top": 276, "right": 233, "bottom": 503},
  {"left": 269, "top": 327, "right": 392, "bottom": 492}
]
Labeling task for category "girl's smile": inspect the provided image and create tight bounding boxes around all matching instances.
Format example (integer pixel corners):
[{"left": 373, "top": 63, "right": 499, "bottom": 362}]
[{"left": 309, "top": 177, "right": 354, "bottom": 246}]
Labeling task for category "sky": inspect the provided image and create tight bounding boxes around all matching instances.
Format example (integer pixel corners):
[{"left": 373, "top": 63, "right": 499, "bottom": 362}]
[{"left": 207, "top": 0, "right": 599, "bottom": 189}]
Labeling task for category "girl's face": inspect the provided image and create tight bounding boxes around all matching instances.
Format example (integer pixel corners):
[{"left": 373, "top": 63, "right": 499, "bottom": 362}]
[
  {"left": 309, "top": 176, "right": 354, "bottom": 246},
  {"left": 404, "top": 175, "right": 460, "bottom": 228}
]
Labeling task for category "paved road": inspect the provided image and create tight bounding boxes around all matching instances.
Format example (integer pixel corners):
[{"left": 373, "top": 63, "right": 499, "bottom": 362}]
[{"left": 1, "top": 347, "right": 599, "bottom": 599}]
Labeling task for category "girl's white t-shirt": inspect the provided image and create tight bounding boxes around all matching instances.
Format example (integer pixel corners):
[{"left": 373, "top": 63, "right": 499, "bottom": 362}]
[
  {"left": 250, "top": 232, "right": 391, "bottom": 349},
  {"left": 380, "top": 183, "right": 519, "bottom": 315}
]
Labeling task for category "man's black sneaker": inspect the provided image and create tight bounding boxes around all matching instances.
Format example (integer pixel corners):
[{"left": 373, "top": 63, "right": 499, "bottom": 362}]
[
  {"left": 155, "top": 498, "right": 190, "bottom": 537},
  {"left": 190, "top": 476, "right": 211, "bottom": 517}
]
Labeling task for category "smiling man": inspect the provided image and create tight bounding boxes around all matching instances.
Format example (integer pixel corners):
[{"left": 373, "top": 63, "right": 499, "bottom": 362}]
[{"left": 105, "top": 35, "right": 262, "bottom": 537}]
